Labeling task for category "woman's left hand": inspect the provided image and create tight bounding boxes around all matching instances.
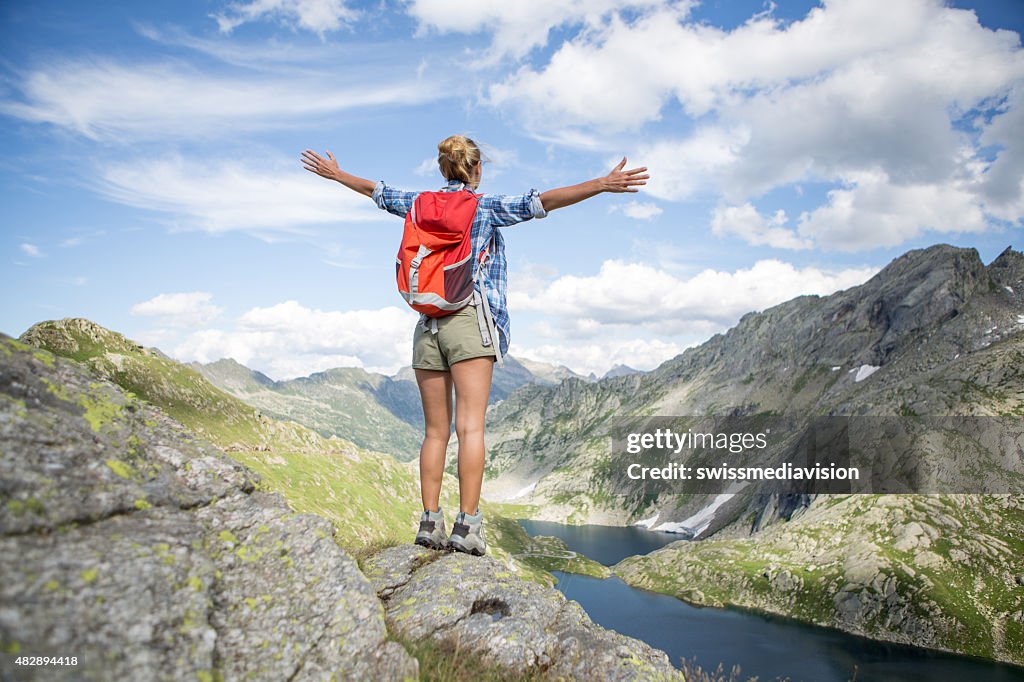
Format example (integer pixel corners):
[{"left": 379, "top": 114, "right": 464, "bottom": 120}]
[{"left": 302, "top": 149, "right": 341, "bottom": 182}]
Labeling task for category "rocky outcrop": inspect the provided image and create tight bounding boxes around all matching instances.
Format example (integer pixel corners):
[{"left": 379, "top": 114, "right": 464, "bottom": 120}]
[
  {"left": 18, "top": 318, "right": 463, "bottom": 553},
  {"left": 1, "top": 335, "right": 689, "bottom": 680},
  {"left": 0, "top": 336, "right": 416, "bottom": 680},
  {"left": 363, "top": 544, "right": 684, "bottom": 680}
]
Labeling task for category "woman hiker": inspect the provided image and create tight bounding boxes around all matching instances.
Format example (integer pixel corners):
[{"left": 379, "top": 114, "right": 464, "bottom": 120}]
[{"left": 302, "top": 135, "right": 648, "bottom": 555}]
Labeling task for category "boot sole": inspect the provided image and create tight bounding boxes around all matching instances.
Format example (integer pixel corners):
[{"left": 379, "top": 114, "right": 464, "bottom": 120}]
[
  {"left": 415, "top": 537, "right": 447, "bottom": 551},
  {"left": 447, "top": 541, "right": 485, "bottom": 557}
]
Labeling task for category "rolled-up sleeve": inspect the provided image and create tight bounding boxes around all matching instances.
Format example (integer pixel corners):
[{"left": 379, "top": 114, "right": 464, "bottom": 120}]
[
  {"left": 372, "top": 181, "right": 418, "bottom": 218},
  {"left": 482, "top": 189, "right": 548, "bottom": 228}
]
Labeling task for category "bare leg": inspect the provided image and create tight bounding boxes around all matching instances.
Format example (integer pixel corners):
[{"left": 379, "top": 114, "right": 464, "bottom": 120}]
[
  {"left": 415, "top": 368, "right": 453, "bottom": 512},
  {"left": 450, "top": 357, "right": 494, "bottom": 514}
]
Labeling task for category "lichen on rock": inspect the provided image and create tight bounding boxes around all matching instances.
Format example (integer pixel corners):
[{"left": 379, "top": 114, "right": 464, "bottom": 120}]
[
  {"left": 0, "top": 337, "right": 416, "bottom": 681},
  {"left": 365, "top": 544, "right": 684, "bottom": 680}
]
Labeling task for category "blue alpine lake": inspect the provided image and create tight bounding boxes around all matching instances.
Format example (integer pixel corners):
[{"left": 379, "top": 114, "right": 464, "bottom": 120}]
[{"left": 518, "top": 520, "right": 1024, "bottom": 682}]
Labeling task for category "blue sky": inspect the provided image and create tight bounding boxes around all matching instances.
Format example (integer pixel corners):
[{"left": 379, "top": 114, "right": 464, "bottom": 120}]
[{"left": 2, "top": 0, "right": 1022, "bottom": 378}]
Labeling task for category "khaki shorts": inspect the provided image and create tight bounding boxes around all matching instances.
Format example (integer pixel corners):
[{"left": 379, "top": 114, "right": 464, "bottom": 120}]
[{"left": 412, "top": 305, "right": 497, "bottom": 371}]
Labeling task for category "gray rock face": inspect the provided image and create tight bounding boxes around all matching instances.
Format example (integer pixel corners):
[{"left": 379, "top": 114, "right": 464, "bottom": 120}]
[
  {"left": 363, "top": 544, "right": 684, "bottom": 681},
  {"left": 0, "top": 337, "right": 416, "bottom": 681},
  {"left": 482, "top": 244, "right": 1024, "bottom": 522}
]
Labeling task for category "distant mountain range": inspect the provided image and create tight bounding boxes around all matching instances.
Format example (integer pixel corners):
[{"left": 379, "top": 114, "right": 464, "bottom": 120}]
[{"left": 190, "top": 354, "right": 644, "bottom": 460}]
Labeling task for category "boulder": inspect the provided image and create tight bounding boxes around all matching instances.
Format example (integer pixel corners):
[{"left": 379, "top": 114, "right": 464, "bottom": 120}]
[
  {"left": 0, "top": 337, "right": 416, "bottom": 681},
  {"left": 364, "top": 544, "right": 684, "bottom": 681}
]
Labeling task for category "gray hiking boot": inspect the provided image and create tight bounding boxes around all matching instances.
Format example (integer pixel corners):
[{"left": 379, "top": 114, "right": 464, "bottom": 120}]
[
  {"left": 415, "top": 509, "right": 447, "bottom": 550},
  {"left": 447, "top": 510, "right": 486, "bottom": 556}
]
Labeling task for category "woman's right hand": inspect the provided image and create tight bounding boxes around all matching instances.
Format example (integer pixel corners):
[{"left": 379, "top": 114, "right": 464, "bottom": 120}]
[
  {"left": 599, "top": 157, "right": 649, "bottom": 193},
  {"left": 539, "top": 156, "right": 651, "bottom": 212},
  {"left": 302, "top": 149, "right": 341, "bottom": 182}
]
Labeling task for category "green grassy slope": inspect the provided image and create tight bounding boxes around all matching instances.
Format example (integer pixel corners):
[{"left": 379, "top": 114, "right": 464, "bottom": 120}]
[
  {"left": 17, "top": 319, "right": 559, "bottom": 583},
  {"left": 615, "top": 494, "right": 1024, "bottom": 666},
  {"left": 194, "top": 360, "right": 424, "bottom": 461}
]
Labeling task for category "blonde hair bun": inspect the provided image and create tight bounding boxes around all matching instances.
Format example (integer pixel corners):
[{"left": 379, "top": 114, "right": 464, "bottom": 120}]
[{"left": 438, "top": 134, "right": 481, "bottom": 186}]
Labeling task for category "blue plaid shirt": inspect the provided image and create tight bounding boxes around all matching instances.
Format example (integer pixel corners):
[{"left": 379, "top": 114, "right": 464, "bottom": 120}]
[{"left": 373, "top": 178, "right": 547, "bottom": 357}]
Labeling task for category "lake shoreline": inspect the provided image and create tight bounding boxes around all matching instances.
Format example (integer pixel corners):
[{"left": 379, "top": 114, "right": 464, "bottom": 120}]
[{"left": 519, "top": 519, "right": 1024, "bottom": 681}]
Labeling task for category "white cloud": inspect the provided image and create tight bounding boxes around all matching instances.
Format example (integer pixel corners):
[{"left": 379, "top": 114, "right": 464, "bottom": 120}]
[
  {"left": 510, "top": 259, "right": 877, "bottom": 331},
  {"left": 96, "top": 155, "right": 385, "bottom": 234},
  {"left": 213, "top": 0, "right": 358, "bottom": 36},
  {"left": 19, "top": 243, "right": 42, "bottom": 257},
  {"left": 406, "top": 0, "right": 672, "bottom": 62},
  {"left": 795, "top": 170, "right": 990, "bottom": 251},
  {"left": 132, "top": 291, "right": 224, "bottom": 328},
  {"left": 979, "top": 87, "right": 1024, "bottom": 221},
  {"left": 636, "top": 127, "right": 749, "bottom": 202},
  {"left": 1, "top": 59, "right": 436, "bottom": 140},
  {"left": 610, "top": 200, "right": 663, "bottom": 221},
  {"left": 57, "top": 230, "right": 106, "bottom": 248},
  {"left": 491, "top": 1, "right": 1022, "bottom": 132},
  {"left": 414, "top": 156, "right": 439, "bottom": 177},
  {"left": 711, "top": 203, "right": 811, "bottom": 250},
  {"left": 487, "top": 0, "right": 1024, "bottom": 249},
  {"left": 517, "top": 337, "right": 689, "bottom": 377},
  {"left": 173, "top": 302, "right": 418, "bottom": 378}
]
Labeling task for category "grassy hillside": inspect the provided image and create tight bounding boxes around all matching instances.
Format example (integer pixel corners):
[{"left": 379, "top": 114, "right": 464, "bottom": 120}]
[
  {"left": 18, "top": 319, "right": 557, "bottom": 581},
  {"left": 194, "top": 359, "right": 424, "bottom": 461},
  {"left": 616, "top": 494, "right": 1024, "bottom": 666},
  {"left": 193, "top": 355, "right": 596, "bottom": 463}
]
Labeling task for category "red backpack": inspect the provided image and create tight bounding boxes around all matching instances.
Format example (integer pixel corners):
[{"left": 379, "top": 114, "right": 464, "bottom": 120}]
[{"left": 396, "top": 188, "right": 480, "bottom": 318}]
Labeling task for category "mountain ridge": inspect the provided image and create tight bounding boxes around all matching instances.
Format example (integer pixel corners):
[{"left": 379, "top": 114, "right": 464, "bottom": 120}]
[
  {"left": 469, "top": 243, "right": 1024, "bottom": 664},
  {"left": 481, "top": 244, "right": 1024, "bottom": 516},
  {"left": 191, "top": 352, "right": 633, "bottom": 461}
]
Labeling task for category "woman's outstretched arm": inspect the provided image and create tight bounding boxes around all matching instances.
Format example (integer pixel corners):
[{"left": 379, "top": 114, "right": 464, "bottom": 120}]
[
  {"left": 302, "top": 149, "right": 375, "bottom": 197},
  {"left": 539, "top": 157, "right": 649, "bottom": 212}
]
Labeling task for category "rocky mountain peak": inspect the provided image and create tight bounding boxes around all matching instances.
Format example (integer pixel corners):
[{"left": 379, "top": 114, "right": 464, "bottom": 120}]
[
  {"left": 602, "top": 364, "right": 643, "bottom": 380},
  {"left": 20, "top": 317, "right": 145, "bottom": 359},
  {"left": 697, "top": 244, "right": 995, "bottom": 374},
  {"left": 988, "top": 245, "right": 1024, "bottom": 288},
  {"left": 191, "top": 358, "right": 276, "bottom": 392},
  {"left": 846, "top": 244, "right": 988, "bottom": 364}
]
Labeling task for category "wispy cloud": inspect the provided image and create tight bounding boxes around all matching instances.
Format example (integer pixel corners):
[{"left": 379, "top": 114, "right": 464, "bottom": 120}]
[
  {"left": 609, "top": 200, "right": 663, "bottom": 221},
  {"left": 95, "top": 154, "right": 386, "bottom": 234},
  {"left": 20, "top": 243, "right": 42, "bottom": 258},
  {"left": 213, "top": 0, "right": 358, "bottom": 37},
  {"left": 1, "top": 59, "right": 441, "bottom": 141},
  {"left": 58, "top": 229, "right": 108, "bottom": 248}
]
